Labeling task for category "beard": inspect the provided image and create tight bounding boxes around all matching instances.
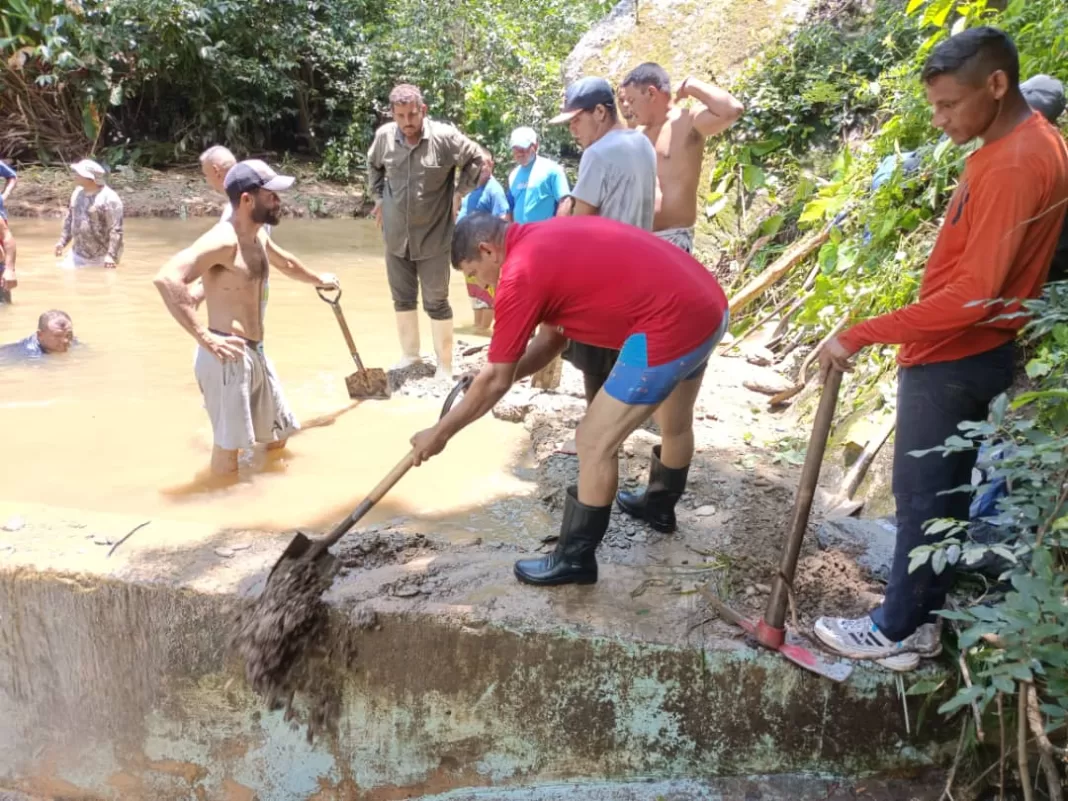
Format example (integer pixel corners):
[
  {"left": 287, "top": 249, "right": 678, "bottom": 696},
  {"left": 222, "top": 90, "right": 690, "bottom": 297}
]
[{"left": 252, "top": 201, "right": 281, "bottom": 227}]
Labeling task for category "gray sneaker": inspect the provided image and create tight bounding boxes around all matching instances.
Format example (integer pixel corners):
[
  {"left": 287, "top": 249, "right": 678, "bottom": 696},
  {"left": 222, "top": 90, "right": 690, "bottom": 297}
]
[{"left": 814, "top": 615, "right": 943, "bottom": 660}]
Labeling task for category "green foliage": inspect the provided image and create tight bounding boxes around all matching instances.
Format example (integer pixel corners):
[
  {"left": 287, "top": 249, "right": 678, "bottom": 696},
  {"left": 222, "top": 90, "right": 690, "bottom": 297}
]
[
  {"left": 321, "top": 0, "right": 612, "bottom": 177},
  {"left": 1, "top": 0, "right": 609, "bottom": 171}
]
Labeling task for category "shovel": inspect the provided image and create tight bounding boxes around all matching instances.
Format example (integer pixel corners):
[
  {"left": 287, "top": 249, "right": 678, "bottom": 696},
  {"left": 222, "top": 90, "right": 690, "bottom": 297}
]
[
  {"left": 317, "top": 286, "right": 390, "bottom": 400},
  {"left": 698, "top": 367, "right": 854, "bottom": 682},
  {"left": 265, "top": 375, "right": 472, "bottom": 587}
]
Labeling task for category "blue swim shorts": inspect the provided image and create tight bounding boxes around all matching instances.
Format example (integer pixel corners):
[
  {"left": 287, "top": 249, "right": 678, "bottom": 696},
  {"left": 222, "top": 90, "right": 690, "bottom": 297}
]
[{"left": 603, "top": 312, "right": 729, "bottom": 405}]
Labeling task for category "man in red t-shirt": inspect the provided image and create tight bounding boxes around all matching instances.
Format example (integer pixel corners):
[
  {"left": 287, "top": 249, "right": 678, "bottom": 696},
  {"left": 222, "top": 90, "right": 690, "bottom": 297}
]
[
  {"left": 814, "top": 27, "right": 1068, "bottom": 670},
  {"left": 409, "top": 213, "right": 729, "bottom": 586}
]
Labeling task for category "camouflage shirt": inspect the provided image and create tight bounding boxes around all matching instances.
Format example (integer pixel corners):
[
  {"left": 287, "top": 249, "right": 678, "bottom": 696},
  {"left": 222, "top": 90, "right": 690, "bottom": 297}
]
[
  {"left": 367, "top": 118, "right": 483, "bottom": 260},
  {"left": 57, "top": 185, "right": 124, "bottom": 263}
]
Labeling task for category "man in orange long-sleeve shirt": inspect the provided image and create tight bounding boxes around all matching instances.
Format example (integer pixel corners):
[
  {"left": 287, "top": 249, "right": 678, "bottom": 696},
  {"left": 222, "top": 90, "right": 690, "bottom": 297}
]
[{"left": 814, "top": 27, "right": 1068, "bottom": 670}]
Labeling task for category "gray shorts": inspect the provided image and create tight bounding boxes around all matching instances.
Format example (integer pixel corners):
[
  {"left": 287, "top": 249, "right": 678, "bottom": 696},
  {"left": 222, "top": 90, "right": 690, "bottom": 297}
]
[{"left": 194, "top": 343, "right": 299, "bottom": 451}]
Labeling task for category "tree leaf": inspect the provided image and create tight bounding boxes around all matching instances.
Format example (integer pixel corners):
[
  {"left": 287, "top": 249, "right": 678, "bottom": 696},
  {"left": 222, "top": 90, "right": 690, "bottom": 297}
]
[{"left": 742, "top": 165, "right": 766, "bottom": 192}]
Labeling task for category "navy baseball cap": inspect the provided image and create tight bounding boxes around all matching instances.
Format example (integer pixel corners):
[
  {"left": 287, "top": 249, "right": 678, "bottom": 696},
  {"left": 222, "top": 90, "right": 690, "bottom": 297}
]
[
  {"left": 223, "top": 159, "right": 295, "bottom": 198},
  {"left": 549, "top": 77, "right": 616, "bottom": 124},
  {"left": 1021, "top": 75, "right": 1065, "bottom": 123}
]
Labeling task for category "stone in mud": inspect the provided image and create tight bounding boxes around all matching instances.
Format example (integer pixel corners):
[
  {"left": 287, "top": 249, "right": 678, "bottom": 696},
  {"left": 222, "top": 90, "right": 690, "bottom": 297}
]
[
  {"left": 816, "top": 516, "right": 896, "bottom": 581},
  {"left": 3, "top": 516, "right": 25, "bottom": 532},
  {"left": 387, "top": 361, "right": 436, "bottom": 392},
  {"left": 695, "top": 505, "right": 717, "bottom": 517}
]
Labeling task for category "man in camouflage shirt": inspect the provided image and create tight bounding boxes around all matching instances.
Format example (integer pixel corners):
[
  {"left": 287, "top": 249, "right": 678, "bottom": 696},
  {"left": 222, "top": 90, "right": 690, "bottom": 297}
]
[
  {"left": 54, "top": 159, "right": 124, "bottom": 269},
  {"left": 368, "top": 84, "right": 484, "bottom": 381}
]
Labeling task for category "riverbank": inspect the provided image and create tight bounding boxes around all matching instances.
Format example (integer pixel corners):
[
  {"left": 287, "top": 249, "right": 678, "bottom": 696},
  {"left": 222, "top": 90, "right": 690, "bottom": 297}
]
[{"left": 2, "top": 162, "right": 369, "bottom": 220}]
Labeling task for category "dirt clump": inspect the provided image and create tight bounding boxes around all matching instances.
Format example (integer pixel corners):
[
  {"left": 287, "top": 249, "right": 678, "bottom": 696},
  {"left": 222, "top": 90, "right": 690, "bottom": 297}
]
[{"left": 229, "top": 558, "right": 352, "bottom": 743}]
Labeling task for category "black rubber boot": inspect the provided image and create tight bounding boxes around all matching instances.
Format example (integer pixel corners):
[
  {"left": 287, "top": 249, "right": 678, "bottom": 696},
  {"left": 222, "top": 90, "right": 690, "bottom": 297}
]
[
  {"left": 514, "top": 486, "right": 610, "bottom": 586},
  {"left": 615, "top": 445, "right": 689, "bottom": 533}
]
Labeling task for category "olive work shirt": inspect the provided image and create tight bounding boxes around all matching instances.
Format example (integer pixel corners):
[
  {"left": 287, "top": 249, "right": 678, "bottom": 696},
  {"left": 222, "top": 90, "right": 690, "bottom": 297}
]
[{"left": 367, "top": 118, "right": 484, "bottom": 260}]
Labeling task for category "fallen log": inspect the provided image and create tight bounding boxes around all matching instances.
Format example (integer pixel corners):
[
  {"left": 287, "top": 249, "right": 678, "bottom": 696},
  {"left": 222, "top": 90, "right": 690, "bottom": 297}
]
[
  {"left": 728, "top": 221, "right": 834, "bottom": 316},
  {"left": 767, "top": 319, "right": 847, "bottom": 407}
]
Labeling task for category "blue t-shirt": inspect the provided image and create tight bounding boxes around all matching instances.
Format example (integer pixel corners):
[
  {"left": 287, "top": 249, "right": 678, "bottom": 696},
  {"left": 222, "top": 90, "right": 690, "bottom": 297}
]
[
  {"left": 508, "top": 156, "right": 570, "bottom": 224},
  {"left": 0, "top": 162, "right": 16, "bottom": 217},
  {"left": 458, "top": 176, "right": 509, "bottom": 221}
]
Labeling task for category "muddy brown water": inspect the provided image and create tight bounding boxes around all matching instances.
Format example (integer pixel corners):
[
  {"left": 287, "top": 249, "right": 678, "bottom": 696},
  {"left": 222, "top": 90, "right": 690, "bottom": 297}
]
[{"left": 0, "top": 218, "right": 534, "bottom": 534}]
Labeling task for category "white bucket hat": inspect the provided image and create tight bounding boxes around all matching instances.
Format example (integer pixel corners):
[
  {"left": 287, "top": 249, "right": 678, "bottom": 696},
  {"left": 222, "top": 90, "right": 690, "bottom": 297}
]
[{"left": 70, "top": 159, "right": 106, "bottom": 184}]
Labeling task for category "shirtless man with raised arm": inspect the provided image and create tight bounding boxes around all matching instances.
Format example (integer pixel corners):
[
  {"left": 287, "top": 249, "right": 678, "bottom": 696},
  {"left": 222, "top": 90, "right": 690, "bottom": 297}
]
[
  {"left": 620, "top": 63, "right": 743, "bottom": 252},
  {"left": 154, "top": 160, "right": 339, "bottom": 475}
]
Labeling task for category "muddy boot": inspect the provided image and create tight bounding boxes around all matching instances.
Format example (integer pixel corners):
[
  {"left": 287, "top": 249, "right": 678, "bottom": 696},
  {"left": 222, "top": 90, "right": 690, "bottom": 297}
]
[
  {"left": 615, "top": 445, "right": 689, "bottom": 533},
  {"left": 514, "top": 486, "right": 610, "bottom": 586},
  {"left": 393, "top": 310, "right": 421, "bottom": 369}
]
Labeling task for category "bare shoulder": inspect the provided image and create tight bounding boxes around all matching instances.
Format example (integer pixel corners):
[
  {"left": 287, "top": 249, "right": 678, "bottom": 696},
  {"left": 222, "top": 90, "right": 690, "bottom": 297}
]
[{"left": 191, "top": 224, "right": 238, "bottom": 265}]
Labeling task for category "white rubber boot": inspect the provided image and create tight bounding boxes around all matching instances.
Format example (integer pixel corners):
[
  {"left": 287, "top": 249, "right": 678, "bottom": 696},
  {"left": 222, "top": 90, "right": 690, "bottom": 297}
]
[
  {"left": 430, "top": 317, "right": 455, "bottom": 382},
  {"left": 393, "top": 310, "right": 421, "bottom": 369}
]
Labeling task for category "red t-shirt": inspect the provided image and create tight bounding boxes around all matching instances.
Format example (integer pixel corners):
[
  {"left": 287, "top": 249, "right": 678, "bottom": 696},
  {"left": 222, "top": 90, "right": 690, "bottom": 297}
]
[
  {"left": 487, "top": 217, "right": 728, "bottom": 366},
  {"left": 839, "top": 112, "right": 1068, "bottom": 366}
]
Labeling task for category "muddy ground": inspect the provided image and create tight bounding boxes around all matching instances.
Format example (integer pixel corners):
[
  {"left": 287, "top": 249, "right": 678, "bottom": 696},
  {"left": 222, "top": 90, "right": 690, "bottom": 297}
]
[
  {"left": 382, "top": 337, "right": 884, "bottom": 626},
  {"left": 3, "top": 163, "right": 368, "bottom": 220}
]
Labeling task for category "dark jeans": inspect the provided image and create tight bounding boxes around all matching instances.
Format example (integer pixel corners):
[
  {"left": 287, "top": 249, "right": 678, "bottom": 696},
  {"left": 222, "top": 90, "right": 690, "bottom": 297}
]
[{"left": 870, "top": 342, "right": 1015, "bottom": 641}]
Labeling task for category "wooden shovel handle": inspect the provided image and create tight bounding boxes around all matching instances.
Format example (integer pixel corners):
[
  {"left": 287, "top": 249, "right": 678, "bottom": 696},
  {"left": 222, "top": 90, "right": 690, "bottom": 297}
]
[
  {"left": 312, "top": 375, "right": 474, "bottom": 554},
  {"left": 764, "top": 367, "right": 843, "bottom": 630}
]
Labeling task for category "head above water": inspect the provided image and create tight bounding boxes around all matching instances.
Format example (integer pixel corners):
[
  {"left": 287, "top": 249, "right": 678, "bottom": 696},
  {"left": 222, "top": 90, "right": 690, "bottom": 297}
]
[
  {"left": 451, "top": 212, "right": 510, "bottom": 289},
  {"left": 620, "top": 62, "right": 672, "bottom": 127},
  {"left": 390, "top": 83, "right": 427, "bottom": 144},
  {"left": 70, "top": 159, "right": 106, "bottom": 192},
  {"left": 199, "top": 145, "right": 237, "bottom": 195},
  {"left": 550, "top": 77, "right": 619, "bottom": 149},
  {"left": 37, "top": 309, "right": 73, "bottom": 354},
  {"left": 921, "top": 26, "right": 1024, "bottom": 145},
  {"left": 510, "top": 127, "right": 539, "bottom": 167},
  {"left": 224, "top": 159, "right": 294, "bottom": 227}
]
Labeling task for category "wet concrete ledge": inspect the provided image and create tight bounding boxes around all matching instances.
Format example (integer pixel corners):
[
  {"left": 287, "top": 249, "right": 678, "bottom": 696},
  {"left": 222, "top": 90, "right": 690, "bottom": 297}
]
[{"left": 0, "top": 505, "right": 948, "bottom": 800}]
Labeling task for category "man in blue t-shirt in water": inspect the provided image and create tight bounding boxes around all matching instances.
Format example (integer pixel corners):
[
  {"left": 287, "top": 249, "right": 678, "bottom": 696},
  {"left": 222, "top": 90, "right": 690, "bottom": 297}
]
[
  {"left": 506, "top": 127, "right": 571, "bottom": 224},
  {"left": 456, "top": 148, "right": 509, "bottom": 333},
  {"left": 0, "top": 160, "right": 19, "bottom": 303}
]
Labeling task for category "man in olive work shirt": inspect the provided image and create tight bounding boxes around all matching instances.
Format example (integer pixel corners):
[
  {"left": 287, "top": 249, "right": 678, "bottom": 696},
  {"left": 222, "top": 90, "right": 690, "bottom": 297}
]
[{"left": 368, "top": 83, "right": 485, "bottom": 381}]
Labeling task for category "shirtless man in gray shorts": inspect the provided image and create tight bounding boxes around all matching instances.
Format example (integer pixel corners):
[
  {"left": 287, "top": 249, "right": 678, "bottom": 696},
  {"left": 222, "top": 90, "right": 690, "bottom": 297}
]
[{"left": 154, "top": 160, "right": 339, "bottom": 475}]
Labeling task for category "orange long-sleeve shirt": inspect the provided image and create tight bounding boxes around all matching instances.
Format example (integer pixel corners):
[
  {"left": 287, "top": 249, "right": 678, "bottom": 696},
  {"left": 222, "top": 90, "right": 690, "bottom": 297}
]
[{"left": 840, "top": 112, "right": 1068, "bottom": 366}]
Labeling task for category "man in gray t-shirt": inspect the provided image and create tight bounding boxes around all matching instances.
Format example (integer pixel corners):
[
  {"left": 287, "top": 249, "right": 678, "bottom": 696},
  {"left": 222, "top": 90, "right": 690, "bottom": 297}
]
[{"left": 551, "top": 76, "right": 658, "bottom": 403}]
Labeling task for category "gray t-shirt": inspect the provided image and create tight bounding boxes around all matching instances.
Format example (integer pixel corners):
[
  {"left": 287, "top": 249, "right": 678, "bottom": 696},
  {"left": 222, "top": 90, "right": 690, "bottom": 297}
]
[{"left": 571, "top": 128, "right": 657, "bottom": 230}]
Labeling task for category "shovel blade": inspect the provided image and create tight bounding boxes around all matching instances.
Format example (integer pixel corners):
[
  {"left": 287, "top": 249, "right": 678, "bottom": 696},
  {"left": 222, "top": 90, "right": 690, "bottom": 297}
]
[
  {"left": 265, "top": 530, "right": 341, "bottom": 589},
  {"left": 346, "top": 368, "right": 390, "bottom": 400},
  {"left": 778, "top": 629, "right": 854, "bottom": 682}
]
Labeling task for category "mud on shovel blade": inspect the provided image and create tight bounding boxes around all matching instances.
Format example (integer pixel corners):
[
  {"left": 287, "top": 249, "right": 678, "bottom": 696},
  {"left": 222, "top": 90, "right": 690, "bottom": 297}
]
[
  {"left": 701, "top": 368, "right": 853, "bottom": 682},
  {"left": 265, "top": 375, "right": 473, "bottom": 588},
  {"left": 317, "top": 286, "right": 390, "bottom": 400}
]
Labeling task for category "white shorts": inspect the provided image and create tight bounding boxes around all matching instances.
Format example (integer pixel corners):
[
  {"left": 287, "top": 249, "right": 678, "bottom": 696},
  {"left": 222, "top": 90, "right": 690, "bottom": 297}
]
[{"left": 194, "top": 343, "right": 299, "bottom": 451}]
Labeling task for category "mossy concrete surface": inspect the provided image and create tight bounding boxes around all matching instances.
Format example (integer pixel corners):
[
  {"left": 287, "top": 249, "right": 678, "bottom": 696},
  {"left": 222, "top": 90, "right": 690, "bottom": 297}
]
[{"left": 0, "top": 501, "right": 948, "bottom": 801}]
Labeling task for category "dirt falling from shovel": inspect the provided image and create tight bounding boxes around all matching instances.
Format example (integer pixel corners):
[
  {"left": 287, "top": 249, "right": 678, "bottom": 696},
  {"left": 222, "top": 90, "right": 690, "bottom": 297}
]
[{"left": 229, "top": 562, "right": 374, "bottom": 742}]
